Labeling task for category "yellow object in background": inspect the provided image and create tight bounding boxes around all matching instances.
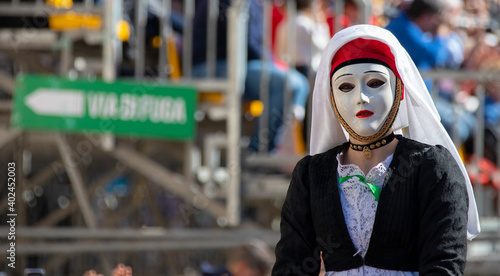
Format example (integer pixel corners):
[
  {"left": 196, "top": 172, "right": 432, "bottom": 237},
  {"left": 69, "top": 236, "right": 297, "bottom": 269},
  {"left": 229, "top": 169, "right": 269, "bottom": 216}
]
[
  {"left": 249, "top": 100, "right": 264, "bottom": 117},
  {"left": 459, "top": 142, "right": 466, "bottom": 162},
  {"left": 199, "top": 93, "right": 225, "bottom": 105},
  {"left": 166, "top": 35, "right": 181, "bottom": 79},
  {"left": 116, "top": 20, "right": 130, "bottom": 42},
  {"left": 46, "top": 0, "right": 73, "bottom": 9},
  {"left": 49, "top": 12, "right": 101, "bottom": 31},
  {"left": 242, "top": 100, "right": 264, "bottom": 117},
  {"left": 152, "top": 36, "right": 162, "bottom": 48},
  {"left": 153, "top": 34, "right": 181, "bottom": 79}
]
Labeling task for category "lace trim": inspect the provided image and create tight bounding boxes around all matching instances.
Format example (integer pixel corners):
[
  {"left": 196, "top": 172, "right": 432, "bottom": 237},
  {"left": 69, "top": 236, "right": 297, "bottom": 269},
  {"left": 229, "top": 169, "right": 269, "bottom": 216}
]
[
  {"left": 337, "top": 152, "right": 393, "bottom": 186},
  {"left": 335, "top": 152, "right": 393, "bottom": 260}
]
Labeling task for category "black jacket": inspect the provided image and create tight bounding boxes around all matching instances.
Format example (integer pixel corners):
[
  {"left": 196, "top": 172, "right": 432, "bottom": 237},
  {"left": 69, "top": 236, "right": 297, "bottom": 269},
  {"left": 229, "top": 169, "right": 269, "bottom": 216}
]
[{"left": 272, "top": 136, "right": 468, "bottom": 275}]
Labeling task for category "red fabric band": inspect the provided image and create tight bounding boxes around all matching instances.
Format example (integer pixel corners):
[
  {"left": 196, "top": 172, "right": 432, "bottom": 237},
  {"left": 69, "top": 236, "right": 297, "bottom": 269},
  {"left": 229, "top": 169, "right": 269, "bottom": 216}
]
[{"left": 330, "top": 38, "right": 404, "bottom": 99}]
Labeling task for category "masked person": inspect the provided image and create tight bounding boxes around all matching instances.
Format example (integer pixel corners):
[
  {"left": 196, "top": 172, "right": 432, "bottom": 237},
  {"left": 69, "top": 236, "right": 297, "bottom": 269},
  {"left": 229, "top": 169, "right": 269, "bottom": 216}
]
[{"left": 272, "top": 24, "right": 480, "bottom": 275}]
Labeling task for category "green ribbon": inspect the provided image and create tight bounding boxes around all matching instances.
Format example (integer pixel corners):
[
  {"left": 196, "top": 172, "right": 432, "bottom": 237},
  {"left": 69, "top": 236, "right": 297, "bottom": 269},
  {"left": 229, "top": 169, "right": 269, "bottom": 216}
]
[{"left": 338, "top": 175, "right": 381, "bottom": 202}]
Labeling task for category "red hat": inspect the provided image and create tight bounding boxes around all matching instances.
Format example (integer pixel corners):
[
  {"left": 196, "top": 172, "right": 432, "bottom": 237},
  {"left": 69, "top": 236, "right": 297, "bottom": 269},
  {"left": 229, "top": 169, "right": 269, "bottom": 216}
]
[{"left": 330, "top": 38, "right": 404, "bottom": 99}]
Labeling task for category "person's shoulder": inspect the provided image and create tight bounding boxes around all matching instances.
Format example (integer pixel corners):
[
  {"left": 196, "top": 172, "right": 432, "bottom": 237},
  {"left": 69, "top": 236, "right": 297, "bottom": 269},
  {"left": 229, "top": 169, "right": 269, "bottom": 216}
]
[
  {"left": 398, "top": 136, "right": 431, "bottom": 150},
  {"left": 290, "top": 145, "right": 343, "bottom": 180},
  {"left": 398, "top": 136, "right": 458, "bottom": 167},
  {"left": 399, "top": 136, "right": 445, "bottom": 153},
  {"left": 294, "top": 143, "right": 345, "bottom": 168},
  {"left": 301, "top": 143, "right": 346, "bottom": 168}
]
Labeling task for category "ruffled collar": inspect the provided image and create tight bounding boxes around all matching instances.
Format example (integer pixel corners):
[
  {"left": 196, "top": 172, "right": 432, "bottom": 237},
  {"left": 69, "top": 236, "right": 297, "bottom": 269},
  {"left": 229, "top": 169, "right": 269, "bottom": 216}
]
[{"left": 336, "top": 152, "right": 393, "bottom": 187}]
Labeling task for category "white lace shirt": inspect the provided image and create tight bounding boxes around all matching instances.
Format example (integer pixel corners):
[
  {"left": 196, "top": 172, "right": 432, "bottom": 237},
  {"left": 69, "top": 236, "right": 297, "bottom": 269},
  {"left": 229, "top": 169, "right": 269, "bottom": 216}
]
[{"left": 325, "top": 152, "right": 418, "bottom": 276}]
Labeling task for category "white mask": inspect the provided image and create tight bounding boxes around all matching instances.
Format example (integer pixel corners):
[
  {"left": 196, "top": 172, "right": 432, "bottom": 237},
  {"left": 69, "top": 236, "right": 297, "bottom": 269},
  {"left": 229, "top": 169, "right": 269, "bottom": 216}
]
[
  {"left": 311, "top": 25, "right": 479, "bottom": 239},
  {"left": 331, "top": 63, "right": 396, "bottom": 139}
]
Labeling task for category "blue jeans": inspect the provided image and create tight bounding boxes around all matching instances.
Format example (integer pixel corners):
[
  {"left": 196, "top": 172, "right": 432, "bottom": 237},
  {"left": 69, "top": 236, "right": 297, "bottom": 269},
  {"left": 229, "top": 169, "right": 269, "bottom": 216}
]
[{"left": 192, "top": 60, "right": 309, "bottom": 152}]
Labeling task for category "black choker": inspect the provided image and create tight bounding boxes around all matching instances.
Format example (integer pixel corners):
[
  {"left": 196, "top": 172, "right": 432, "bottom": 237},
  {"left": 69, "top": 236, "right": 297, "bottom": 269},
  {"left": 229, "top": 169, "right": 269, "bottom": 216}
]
[{"left": 349, "top": 133, "right": 395, "bottom": 160}]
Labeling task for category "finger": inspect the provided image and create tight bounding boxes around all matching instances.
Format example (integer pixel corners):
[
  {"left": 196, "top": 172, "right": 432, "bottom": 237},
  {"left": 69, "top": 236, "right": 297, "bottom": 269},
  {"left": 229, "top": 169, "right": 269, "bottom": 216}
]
[
  {"left": 125, "top": 265, "right": 132, "bottom": 276},
  {"left": 83, "top": 270, "right": 97, "bottom": 276},
  {"left": 111, "top": 266, "right": 121, "bottom": 276},
  {"left": 113, "top": 263, "right": 126, "bottom": 276}
]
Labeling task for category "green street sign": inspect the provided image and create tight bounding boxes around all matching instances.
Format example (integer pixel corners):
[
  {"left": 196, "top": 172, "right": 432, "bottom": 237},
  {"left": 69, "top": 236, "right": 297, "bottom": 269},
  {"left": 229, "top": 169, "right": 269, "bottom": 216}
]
[{"left": 11, "top": 74, "right": 197, "bottom": 140}]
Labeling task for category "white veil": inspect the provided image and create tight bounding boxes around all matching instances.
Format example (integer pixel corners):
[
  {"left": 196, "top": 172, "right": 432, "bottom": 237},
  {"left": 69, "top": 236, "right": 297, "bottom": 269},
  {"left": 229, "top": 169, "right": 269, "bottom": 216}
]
[{"left": 310, "top": 24, "right": 480, "bottom": 240}]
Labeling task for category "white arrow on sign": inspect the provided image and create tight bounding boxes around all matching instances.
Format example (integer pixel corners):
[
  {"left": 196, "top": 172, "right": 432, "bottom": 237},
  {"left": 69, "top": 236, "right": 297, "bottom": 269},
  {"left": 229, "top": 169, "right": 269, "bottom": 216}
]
[{"left": 25, "top": 88, "right": 85, "bottom": 117}]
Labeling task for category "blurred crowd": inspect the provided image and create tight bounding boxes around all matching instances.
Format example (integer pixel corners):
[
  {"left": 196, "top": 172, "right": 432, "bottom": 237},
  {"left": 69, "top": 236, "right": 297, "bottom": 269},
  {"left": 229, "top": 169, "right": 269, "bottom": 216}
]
[
  {"left": 4, "top": 0, "right": 497, "bottom": 173},
  {"left": 3, "top": 0, "right": 500, "bottom": 274},
  {"left": 265, "top": 0, "right": 500, "bottom": 188},
  {"left": 177, "top": 0, "right": 500, "bottom": 162},
  {"left": 118, "top": 4, "right": 500, "bottom": 275}
]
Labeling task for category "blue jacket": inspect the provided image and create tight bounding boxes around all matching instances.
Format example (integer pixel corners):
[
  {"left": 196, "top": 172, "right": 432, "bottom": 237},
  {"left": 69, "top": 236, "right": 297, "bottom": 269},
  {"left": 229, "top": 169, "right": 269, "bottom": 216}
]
[{"left": 385, "top": 12, "right": 449, "bottom": 71}]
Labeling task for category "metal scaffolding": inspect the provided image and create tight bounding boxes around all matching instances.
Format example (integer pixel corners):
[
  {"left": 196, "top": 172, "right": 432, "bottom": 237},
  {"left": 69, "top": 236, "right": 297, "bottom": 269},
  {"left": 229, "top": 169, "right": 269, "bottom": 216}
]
[{"left": 0, "top": 0, "right": 499, "bottom": 275}]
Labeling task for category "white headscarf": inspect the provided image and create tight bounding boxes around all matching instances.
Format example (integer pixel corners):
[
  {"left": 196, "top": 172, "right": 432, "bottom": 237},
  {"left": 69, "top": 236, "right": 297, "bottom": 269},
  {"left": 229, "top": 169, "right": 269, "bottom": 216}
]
[{"left": 310, "top": 24, "right": 480, "bottom": 240}]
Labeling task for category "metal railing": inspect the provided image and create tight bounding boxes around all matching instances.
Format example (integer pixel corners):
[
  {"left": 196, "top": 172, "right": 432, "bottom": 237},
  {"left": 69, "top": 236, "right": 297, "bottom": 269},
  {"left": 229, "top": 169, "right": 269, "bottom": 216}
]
[{"left": 1, "top": 0, "right": 500, "bottom": 274}]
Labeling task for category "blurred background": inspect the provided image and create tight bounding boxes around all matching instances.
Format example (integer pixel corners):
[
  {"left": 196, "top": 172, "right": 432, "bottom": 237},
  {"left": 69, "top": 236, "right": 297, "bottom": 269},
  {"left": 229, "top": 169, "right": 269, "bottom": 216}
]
[{"left": 0, "top": 0, "right": 499, "bottom": 275}]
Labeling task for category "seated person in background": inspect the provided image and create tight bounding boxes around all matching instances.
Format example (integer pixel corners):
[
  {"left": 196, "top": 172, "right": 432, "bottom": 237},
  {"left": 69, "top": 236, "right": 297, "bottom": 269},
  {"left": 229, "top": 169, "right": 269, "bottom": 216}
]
[
  {"left": 385, "top": 0, "right": 451, "bottom": 72},
  {"left": 386, "top": 0, "right": 476, "bottom": 144},
  {"left": 192, "top": 0, "right": 310, "bottom": 153},
  {"left": 274, "top": 0, "right": 331, "bottom": 77}
]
